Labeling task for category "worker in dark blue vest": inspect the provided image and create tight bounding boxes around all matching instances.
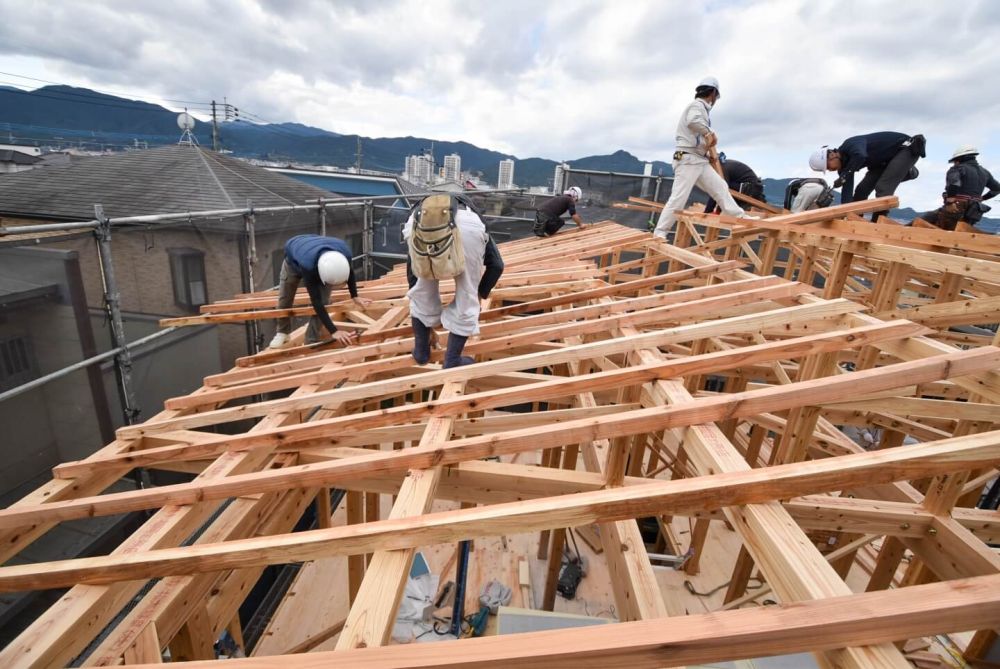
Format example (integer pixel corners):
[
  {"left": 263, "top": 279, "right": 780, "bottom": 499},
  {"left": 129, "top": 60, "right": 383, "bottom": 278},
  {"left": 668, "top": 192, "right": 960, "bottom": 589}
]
[
  {"left": 918, "top": 145, "right": 999, "bottom": 230},
  {"left": 809, "top": 131, "right": 925, "bottom": 220},
  {"left": 269, "top": 235, "right": 371, "bottom": 349}
]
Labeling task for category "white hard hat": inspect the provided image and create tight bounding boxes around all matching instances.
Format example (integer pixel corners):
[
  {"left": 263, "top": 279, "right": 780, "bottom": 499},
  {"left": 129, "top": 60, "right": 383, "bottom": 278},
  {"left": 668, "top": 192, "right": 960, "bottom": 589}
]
[
  {"left": 317, "top": 251, "right": 351, "bottom": 285},
  {"left": 564, "top": 186, "right": 582, "bottom": 200},
  {"left": 697, "top": 76, "right": 720, "bottom": 96},
  {"left": 809, "top": 146, "right": 829, "bottom": 172},
  {"left": 951, "top": 144, "right": 979, "bottom": 160}
]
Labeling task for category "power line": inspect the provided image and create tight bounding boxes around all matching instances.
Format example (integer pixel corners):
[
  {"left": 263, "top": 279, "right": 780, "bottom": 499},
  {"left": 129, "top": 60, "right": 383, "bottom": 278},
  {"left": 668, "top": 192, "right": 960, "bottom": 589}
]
[
  {"left": 0, "top": 83, "right": 213, "bottom": 115},
  {"left": 0, "top": 70, "right": 211, "bottom": 106}
]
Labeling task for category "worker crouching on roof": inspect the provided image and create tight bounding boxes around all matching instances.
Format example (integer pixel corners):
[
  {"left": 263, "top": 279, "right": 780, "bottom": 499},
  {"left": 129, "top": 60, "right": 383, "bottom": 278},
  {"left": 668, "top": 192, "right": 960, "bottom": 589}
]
[
  {"left": 703, "top": 156, "right": 765, "bottom": 213},
  {"left": 809, "top": 131, "right": 925, "bottom": 221},
  {"left": 918, "top": 145, "right": 999, "bottom": 231},
  {"left": 268, "top": 235, "right": 371, "bottom": 349},
  {"left": 404, "top": 194, "right": 504, "bottom": 368},
  {"left": 534, "top": 186, "right": 587, "bottom": 237},
  {"left": 652, "top": 76, "right": 755, "bottom": 239}
]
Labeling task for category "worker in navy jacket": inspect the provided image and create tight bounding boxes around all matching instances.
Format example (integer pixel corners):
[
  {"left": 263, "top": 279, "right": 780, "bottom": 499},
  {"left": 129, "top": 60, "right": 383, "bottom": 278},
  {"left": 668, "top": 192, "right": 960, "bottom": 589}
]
[
  {"left": 268, "top": 235, "right": 371, "bottom": 349},
  {"left": 809, "top": 131, "right": 925, "bottom": 220}
]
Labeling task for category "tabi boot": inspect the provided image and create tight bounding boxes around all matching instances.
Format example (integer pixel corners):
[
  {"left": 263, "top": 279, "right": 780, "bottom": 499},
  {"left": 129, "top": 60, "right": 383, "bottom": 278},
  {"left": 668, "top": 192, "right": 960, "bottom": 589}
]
[
  {"left": 411, "top": 318, "right": 432, "bottom": 364},
  {"left": 443, "top": 332, "right": 474, "bottom": 368}
]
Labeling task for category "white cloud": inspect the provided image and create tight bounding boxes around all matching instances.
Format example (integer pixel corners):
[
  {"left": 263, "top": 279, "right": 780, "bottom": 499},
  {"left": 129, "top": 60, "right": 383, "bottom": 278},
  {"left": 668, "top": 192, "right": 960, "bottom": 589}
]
[{"left": 0, "top": 0, "right": 998, "bottom": 209}]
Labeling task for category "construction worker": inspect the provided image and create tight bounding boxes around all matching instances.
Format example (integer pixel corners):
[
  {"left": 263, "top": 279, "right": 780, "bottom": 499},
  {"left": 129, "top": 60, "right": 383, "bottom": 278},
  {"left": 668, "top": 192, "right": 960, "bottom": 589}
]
[
  {"left": 917, "top": 145, "right": 999, "bottom": 231},
  {"left": 703, "top": 156, "right": 766, "bottom": 213},
  {"left": 268, "top": 235, "right": 371, "bottom": 349},
  {"left": 534, "top": 186, "right": 587, "bottom": 237},
  {"left": 809, "top": 131, "right": 925, "bottom": 220},
  {"left": 784, "top": 178, "right": 835, "bottom": 213},
  {"left": 405, "top": 195, "right": 504, "bottom": 368},
  {"left": 652, "top": 77, "right": 755, "bottom": 239}
]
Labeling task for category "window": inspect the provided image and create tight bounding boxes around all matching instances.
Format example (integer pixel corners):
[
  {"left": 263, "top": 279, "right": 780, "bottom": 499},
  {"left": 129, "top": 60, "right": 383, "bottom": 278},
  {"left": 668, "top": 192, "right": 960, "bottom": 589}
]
[
  {"left": 0, "top": 335, "right": 37, "bottom": 391},
  {"left": 167, "top": 248, "right": 208, "bottom": 311}
]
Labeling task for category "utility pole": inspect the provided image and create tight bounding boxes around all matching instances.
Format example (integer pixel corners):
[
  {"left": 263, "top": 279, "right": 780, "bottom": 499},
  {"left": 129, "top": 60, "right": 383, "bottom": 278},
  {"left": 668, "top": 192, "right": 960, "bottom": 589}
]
[
  {"left": 355, "top": 136, "right": 362, "bottom": 172},
  {"left": 211, "top": 100, "right": 220, "bottom": 151}
]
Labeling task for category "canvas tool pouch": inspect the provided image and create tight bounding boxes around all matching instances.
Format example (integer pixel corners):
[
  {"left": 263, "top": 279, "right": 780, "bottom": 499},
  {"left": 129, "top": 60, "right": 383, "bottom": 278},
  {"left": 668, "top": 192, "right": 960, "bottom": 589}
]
[{"left": 409, "top": 194, "right": 466, "bottom": 280}]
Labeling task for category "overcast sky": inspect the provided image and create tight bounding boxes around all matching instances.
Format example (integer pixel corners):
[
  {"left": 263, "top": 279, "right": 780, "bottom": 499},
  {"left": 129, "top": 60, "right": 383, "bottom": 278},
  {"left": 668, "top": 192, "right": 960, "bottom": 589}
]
[{"left": 1, "top": 0, "right": 998, "bottom": 209}]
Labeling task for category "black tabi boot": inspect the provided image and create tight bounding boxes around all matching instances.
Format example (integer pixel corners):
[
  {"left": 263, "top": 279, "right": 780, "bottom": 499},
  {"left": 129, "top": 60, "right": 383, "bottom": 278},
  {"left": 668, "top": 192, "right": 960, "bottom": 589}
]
[
  {"left": 411, "top": 318, "right": 431, "bottom": 365},
  {"left": 443, "top": 332, "right": 474, "bottom": 368}
]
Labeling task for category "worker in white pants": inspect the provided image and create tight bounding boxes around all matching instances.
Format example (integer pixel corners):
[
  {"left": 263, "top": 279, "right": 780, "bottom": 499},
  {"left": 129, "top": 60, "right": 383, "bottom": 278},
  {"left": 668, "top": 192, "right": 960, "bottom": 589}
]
[
  {"left": 404, "top": 200, "right": 503, "bottom": 367},
  {"left": 653, "top": 154, "right": 748, "bottom": 237},
  {"left": 652, "top": 76, "right": 753, "bottom": 239}
]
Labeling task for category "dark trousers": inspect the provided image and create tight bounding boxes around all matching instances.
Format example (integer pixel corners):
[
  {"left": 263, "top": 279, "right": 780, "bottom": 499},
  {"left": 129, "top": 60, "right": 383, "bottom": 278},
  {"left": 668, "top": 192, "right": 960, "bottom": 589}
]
[
  {"left": 853, "top": 148, "right": 919, "bottom": 220},
  {"left": 533, "top": 211, "right": 564, "bottom": 237},
  {"left": 920, "top": 202, "right": 969, "bottom": 231}
]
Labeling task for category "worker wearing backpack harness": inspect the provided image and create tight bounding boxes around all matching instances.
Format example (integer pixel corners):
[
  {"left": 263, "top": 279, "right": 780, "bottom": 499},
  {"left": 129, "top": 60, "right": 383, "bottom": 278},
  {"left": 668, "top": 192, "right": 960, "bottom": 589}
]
[
  {"left": 533, "top": 186, "right": 587, "bottom": 237},
  {"left": 918, "top": 145, "right": 1000, "bottom": 231},
  {"left": 809, "top": 131, "right": 925, "bottom": 221},
  {"left": 404, "top": 194, "right": 505, "bottom": 368},
  {"left": 652, "top": 77, "right": 756, "bottom": 239},
  {"left": 785, "top": 178, "right": 835, "bottom": 213},
  {"left": 268, "top": 235, "right": 372, "bottom": 349}
]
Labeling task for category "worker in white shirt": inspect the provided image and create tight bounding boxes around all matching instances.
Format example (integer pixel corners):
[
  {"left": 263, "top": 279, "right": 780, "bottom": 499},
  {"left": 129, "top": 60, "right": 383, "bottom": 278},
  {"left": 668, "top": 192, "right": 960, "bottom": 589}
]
[{"left": 652, "top": 77, "right": 755, "bottom": 239}]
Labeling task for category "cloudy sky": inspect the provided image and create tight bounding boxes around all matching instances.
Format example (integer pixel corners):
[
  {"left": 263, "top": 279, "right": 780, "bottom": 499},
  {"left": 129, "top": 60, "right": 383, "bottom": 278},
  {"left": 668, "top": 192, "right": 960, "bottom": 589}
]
[{"left": 1, "top": 0, "right": 999, "bottom": 209}]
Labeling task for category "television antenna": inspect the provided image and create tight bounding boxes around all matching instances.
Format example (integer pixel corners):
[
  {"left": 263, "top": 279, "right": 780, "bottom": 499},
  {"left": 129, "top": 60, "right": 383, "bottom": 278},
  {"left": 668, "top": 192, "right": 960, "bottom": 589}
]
[{"left": 177, "top": 111, "right": 198, "bottom": 145}]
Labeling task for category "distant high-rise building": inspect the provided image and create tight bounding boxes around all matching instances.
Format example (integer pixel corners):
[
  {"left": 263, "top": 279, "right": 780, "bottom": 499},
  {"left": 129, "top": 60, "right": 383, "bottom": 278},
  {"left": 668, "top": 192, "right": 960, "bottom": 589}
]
[
  {"left": 405, "top": 152, "right": 435, "bottom": 184},
  {"left": 444, "top": 153, "right": 461, "bottom": 181},
  {"left": 498, "top": 159, "right": 515, "bottom": 190},
  {"left": 553, "top": 162, "right": 569, "bottom": 194}
]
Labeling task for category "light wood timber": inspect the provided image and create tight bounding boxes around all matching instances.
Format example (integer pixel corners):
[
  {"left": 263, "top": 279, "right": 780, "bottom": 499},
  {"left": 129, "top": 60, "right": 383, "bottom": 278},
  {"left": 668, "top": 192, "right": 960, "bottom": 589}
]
[
  {"left": 60, "top": 315, "right": 908, "bottom": 477},
  {"left": 113, "top": 573, "right": 1000, "bottom": 669},
  {"left": 4, "top": 429, "right": 1000, "bottom": 592},
  {"left": 22, "top": 346, "right": 1000, "bottom": 528},
  {"left": 109, "top": 297, "right": 863, "bottom": 439}
]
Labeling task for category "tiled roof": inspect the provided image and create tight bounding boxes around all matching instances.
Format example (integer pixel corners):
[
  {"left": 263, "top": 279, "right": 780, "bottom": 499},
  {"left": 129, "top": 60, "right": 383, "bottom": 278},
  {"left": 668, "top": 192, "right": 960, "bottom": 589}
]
[{"left": 0, "top": 144, "right": 334, "bottom": 222}]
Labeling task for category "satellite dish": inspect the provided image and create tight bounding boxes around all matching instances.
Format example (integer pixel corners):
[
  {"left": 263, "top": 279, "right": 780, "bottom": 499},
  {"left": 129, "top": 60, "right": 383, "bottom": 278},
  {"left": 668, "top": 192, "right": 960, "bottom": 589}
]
[{"left": 177, "top": 113, "right": 196, "bottom": 131}]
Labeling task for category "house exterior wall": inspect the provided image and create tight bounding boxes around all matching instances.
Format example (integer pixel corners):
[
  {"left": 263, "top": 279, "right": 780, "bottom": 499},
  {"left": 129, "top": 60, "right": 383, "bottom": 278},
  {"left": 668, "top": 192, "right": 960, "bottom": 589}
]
[{"left": 2, "top": 210, "right": 365, "bottom": 368}]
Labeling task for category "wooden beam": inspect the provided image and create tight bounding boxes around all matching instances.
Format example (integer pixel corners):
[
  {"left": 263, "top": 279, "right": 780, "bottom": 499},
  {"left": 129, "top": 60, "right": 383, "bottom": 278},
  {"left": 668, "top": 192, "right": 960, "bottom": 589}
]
[
  {"left": 15, "top": 346, "right": 999, "bottom": 528},
  {"left": 3, "top": 430, "right": 1000, "bottom": 592},
  {"left": 113, "top": 573, "right": 1000, "bottom": 669}
]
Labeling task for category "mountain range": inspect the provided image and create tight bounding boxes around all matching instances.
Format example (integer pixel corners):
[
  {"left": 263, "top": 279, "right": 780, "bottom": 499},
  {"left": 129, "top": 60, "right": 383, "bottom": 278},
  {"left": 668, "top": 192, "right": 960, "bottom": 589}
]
[{"left": 1, "top": 85, "right": 995, "bottom": 230}]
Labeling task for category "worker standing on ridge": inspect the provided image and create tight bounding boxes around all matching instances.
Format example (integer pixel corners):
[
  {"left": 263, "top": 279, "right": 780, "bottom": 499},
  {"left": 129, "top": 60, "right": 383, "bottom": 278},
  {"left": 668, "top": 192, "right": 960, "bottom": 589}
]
[
  {"left": 809, "top": 131, "right": 925, "bottom": 221},
  {"left": 268, "top": 234, "right": 371, "bottom": 349},
  {"left": 652, "top": 77, "right": 755, "bottom": 239},
  {"left": 917, "top": 145, "right": 999, "bottom": 231},
  {"left": 405, "top": 194, "right": 504, "bottom": 368},
  {"left": 703, "top": 156, "right": 766, "bottom": 213},
  {"left": 533, "top": 186, "right": 587, "bottom": 237}
]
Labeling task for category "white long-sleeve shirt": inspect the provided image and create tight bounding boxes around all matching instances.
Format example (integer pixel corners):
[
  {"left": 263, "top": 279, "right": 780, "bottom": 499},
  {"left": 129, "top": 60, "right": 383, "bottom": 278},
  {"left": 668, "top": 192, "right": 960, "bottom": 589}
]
[{"left": 675, "top": 98, "right": 713, "bottom": 157}]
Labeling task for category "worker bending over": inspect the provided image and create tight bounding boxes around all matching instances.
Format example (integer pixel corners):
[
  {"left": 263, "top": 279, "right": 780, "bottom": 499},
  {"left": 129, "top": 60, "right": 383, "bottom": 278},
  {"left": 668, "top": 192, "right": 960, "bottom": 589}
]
[
  {"left": 534, "top": 186, "right": 587, "bottom": 237},
  {"left": 784, "top": 178, "right": 835, "bottom": 213},
  {"left": 652, "top": 77, "right": 754, "bottom": 239},
  {"left": 703, "top": 156, "right": 765, "bottom": 213},
  {"left": 918, "top": 145, "right": 999, "bottom": 231},
  {"left": 809, "top": 131, "right": 924, "bottom": 220},
  {"left": 405, "top": 194, "right": 504, "bottom": 368},
  {"left": 268, "top": 235, "right": 371, "bottom": 349}
]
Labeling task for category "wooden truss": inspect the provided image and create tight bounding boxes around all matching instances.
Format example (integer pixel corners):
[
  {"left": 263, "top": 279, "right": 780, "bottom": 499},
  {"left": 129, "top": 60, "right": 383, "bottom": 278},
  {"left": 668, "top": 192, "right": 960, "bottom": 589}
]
[{"left": 2, "top": 201, "right": 1000, "bottom": 668}]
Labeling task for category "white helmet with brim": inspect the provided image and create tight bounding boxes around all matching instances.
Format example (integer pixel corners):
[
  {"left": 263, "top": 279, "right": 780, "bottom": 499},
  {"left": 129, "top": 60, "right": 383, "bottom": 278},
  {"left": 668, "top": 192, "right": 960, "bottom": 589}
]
[
  {"left": 697, "top": 76, "right": 720, "bottom": 97},
  {"left": 318, "top": 251, "right": 351, "bottom": 286},
  {"left": 564, "top": 186, "right": 582, "bottom": 200},
  {"left": 951, "top": 144, "right": 979, "bottom": 161},
  {"left": 809, "top": 146, "right": 829, "bottom": 172}
]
